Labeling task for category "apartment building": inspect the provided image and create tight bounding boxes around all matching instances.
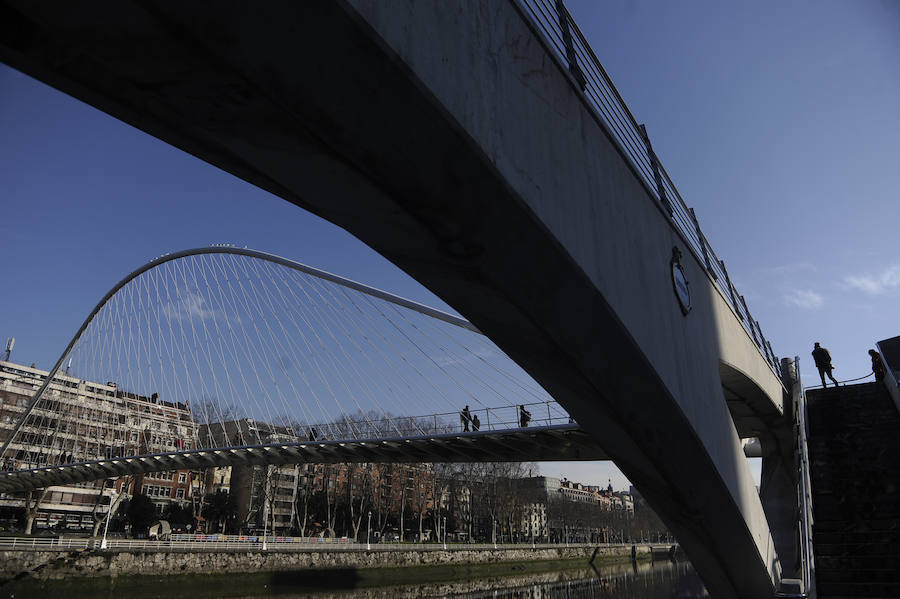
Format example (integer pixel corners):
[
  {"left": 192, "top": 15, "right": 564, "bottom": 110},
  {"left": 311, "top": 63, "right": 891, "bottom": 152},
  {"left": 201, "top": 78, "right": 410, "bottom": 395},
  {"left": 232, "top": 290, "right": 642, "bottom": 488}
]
[{"left": 0, "top": 359, "right": 196, "bottom": 528}]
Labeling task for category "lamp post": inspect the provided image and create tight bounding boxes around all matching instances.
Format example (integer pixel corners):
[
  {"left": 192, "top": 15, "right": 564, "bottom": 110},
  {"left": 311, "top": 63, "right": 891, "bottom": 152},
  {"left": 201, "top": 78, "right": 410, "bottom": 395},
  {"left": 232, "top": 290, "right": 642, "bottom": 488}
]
[
  {"left": 366, "top": 511, "right": 372, "bottom": 550},
  {"left": 261, "top": 501, "right": 268, "bottom": 551},
  {"left": 100, "top": 494, "right": 114, "bottom": 550},
  {"left": 492, "top": 515, "right": 497, "bottom": 549},
  {"left": 531, "top": 517, "right": 535, "bottom": 550},
  {"left": 442, "top": 516, "right": 447, "bottom": 550}
]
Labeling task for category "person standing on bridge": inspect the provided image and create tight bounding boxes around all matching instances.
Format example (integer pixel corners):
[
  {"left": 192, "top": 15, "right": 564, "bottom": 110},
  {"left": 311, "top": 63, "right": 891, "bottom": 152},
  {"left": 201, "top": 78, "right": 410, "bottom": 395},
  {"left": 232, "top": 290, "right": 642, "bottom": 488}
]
[
  {"left": 460, "top": 405, "right": 471, "bottom": 431},
  {"left": 812, "top": 342, "right": 839, "bottom": 387},
  {"left": 519, "top": 405, "right": 531, "bottom": 428},
  {"left": 472, "top": 414, "right": 481, "bottom": 431},
  {"left": 869, "top": 349, "right": 886, "bottom": 382}
]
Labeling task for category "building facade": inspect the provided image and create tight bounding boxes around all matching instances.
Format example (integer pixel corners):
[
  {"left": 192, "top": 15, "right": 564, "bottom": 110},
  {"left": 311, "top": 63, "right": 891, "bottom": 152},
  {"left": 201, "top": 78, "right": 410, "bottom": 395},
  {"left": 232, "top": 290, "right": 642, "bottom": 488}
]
[{"left": 0, "top": 360, "right": 196, "bottom": 529}]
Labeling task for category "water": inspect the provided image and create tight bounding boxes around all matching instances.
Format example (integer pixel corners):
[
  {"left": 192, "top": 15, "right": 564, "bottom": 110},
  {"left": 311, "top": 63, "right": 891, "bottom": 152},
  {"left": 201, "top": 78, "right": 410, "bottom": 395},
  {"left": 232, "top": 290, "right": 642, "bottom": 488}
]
[{"left": 1, "top": 559, "right": 707, "bottom": 598}]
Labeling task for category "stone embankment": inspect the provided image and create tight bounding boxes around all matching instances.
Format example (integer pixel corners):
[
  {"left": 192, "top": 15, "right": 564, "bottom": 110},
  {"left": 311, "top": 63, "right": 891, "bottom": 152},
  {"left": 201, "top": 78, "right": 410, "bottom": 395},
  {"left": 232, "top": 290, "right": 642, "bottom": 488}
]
[{"left": 1, "top": 544, "right": 659, "bottom": 581}]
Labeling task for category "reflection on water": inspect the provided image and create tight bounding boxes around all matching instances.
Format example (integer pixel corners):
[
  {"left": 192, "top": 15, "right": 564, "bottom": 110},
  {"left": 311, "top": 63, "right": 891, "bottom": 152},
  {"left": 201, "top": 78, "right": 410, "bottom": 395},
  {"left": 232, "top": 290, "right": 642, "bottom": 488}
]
[
  {"left": 455, "top": 561, "right": 708, "bottom": 599},
  {"left": 406, "top": 561, "right": 708, "bottom": 599},
  {"left": 2, "top": 559, "right": 708, "bottom": 599}
]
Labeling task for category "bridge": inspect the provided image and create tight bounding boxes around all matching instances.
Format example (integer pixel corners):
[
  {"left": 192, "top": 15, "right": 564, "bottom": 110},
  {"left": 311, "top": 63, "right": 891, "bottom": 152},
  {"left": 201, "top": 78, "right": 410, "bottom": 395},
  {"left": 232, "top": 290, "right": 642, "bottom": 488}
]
[
  {"left": 0, "top": 2, "right": 801, "bottom": 597},
  {"left": 1, "top": 426, "right": 606, "bottom": 493},
  {"left": 1, "top": 248, "right": 613, "bottom": 486},
  {"left": 1, "top": 247, "right": 768, "bottom": 494}
]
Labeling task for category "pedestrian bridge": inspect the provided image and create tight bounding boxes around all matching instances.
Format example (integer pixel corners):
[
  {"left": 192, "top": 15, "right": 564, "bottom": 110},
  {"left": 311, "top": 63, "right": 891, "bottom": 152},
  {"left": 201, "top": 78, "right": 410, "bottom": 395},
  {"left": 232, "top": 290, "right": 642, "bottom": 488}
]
[
  {"left": 0, "top": 425, "right": 608, "bottom": 494},
  {"left": 1, "top": 2, "right": 798, "bottom": 596}
]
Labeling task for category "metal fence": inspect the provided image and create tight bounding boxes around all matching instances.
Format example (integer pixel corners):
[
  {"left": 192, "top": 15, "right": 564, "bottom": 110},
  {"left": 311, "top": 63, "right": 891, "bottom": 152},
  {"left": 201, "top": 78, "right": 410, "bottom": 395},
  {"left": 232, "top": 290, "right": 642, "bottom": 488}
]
[
  {"left": 515, "top": 0, "right": 782, "bottom": 377},
  {"left": 301, "top": 400, "right": 573, "bottom": 440},
  {"left": 0, "top": 536, "right": 674, "bottom": 553}
]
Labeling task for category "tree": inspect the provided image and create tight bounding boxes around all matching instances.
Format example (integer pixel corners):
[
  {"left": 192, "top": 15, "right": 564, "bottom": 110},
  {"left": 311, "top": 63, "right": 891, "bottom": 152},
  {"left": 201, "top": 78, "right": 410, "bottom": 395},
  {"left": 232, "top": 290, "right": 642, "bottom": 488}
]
[
  {"left": 23, "top": 488, "right": 48, "bottom": 534},
  {"left": 125, "top": 493, "right": 157, "bottom": 537},
  {"left": 293, "top": 465, "right": 313, "bottom": 536},
  {"left": 90, "top": 478, "right": 130, "bottom": 537},
  {"left": 203, "top": 490, "right": 238, "bottom": 533},
  {"left": 346, "top": 463, "right": 372, "bottom": 541},
  {"left": 190, "top": 470, "right": 208, "bottom": 529},
  {"left": 162, "top": 502, "right": 194, "bottom": 530},
  {"left": 321, "top": 464, "right": 339, "bottom": 537},
  {"left": 396, "top": 464, "right": 408, "bottom": 541}
]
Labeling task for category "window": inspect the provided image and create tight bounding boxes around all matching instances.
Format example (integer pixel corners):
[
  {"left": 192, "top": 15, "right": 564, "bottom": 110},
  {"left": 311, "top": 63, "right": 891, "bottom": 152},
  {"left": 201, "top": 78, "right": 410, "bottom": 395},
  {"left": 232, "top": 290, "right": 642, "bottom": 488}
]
[
  {"left": 176, "top": 488, "right": 185, "bottom": 499},
  {"left": 178, "top": 473, "right": 186, "bottom": 483}
]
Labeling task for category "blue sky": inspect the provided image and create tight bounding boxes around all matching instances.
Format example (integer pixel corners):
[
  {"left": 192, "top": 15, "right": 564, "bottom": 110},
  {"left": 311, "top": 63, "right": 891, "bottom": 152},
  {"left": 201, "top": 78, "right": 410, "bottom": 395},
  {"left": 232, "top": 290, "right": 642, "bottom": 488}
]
[
  {"left": 1, "top": 1, "right": 898, "bottom": 489},
  {"left": 564, "top": 0, "right": 900, "bottom": 382}
]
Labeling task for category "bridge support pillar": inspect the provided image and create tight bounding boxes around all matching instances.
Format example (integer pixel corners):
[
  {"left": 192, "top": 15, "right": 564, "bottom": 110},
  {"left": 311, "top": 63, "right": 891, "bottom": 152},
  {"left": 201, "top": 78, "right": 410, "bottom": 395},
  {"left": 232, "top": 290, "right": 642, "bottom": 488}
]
[
  {"left": 759, "top": 437, "right": 799, "bottom": 579},
  {"left": 755, "top": 358, "right": 802, "bottom": 581}
]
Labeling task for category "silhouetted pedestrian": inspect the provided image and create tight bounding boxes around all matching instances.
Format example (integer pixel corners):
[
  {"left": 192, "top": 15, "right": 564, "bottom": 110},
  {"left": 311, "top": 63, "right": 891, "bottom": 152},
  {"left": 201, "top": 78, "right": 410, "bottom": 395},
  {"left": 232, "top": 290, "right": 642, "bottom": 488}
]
[
  {"left": 812, "top": 342, "right": 839, "bottom": 387},
  {"left": 472, "top": 414, "right": 481, "bottom": 431},
  {"left": 519, "top": 405, "right": 531, "bottom": 428},
  {"left": 869, "top": 349, "right": 886, "bottom": 382},
  {"left": 460, "top": 405, "right": 471, "bottom": 431}
]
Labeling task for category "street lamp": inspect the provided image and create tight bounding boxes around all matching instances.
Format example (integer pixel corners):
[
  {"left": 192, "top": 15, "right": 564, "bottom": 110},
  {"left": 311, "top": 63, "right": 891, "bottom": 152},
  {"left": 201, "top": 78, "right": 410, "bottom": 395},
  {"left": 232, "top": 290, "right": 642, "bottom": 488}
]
[
  {"left": 366, "top": 511, "right": 372, "bottom": 550},
  {"left": 261, "top": 502, "right": 268, "bottom": 551},
  {"left": 531, "top": 517, "right": 535, "bottom": 550},
  {"left": 100, "top": 494, "right": 114, "bottom": 549},
  {"left": 492, "top": 515, "right": 496, "bottom": 549}
]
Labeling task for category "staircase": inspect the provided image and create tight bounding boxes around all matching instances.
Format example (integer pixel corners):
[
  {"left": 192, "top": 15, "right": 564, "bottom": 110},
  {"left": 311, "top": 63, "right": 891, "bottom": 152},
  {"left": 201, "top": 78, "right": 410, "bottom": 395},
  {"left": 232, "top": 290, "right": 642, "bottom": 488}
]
[{"left": 806, "top": 382, "right": 900, "bottom": 598}]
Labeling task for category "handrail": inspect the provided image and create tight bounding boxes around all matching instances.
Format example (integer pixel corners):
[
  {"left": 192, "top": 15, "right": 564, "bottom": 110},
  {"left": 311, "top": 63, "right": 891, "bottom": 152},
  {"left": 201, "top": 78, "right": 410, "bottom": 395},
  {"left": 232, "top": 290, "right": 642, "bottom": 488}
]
[
  {"left": 2, "top": 399, "right": 570, "bottom": 469},
  {"left": 0, "top": 536, "right": 673, "bottom": 553},
  {"left": 513, "top": 0, "right": 783, "bottom": 379},
  {"left": 207, "top": 399, "right": 570, "bottom": 445},
  {"left": 803, "top": 371, "right": 875, "bottom": 390},
  {"left": 775, "top": 356, "right": 815, "bottom": 598}
]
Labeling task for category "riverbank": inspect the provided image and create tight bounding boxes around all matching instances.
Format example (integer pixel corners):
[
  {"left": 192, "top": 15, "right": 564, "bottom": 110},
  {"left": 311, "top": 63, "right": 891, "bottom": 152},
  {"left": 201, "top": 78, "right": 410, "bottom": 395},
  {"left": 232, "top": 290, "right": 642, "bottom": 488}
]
[
  {"left": 0, "top": 556, "right": 691, "bottom": 599},
  {"left": 0, "top": 547, "right": 671, "bottom": 599},
  {"left": 0, "top": 543, "right": 660, "bottom": 583}
]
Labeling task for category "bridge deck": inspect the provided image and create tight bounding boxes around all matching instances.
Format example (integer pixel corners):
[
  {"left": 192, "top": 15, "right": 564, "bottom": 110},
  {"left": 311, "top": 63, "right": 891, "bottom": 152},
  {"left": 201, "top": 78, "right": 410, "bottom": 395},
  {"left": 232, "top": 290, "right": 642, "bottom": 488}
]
[{"left": 0, "top": 424, "right": 607, "bottom": 493}]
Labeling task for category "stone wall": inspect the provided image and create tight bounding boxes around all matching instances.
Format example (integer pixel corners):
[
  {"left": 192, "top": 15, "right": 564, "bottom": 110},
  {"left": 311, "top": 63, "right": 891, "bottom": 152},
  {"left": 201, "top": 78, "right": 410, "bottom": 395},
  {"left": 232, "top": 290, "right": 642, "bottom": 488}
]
[{"left": 1, "top": 545, "right": 651, "bottom": 581}]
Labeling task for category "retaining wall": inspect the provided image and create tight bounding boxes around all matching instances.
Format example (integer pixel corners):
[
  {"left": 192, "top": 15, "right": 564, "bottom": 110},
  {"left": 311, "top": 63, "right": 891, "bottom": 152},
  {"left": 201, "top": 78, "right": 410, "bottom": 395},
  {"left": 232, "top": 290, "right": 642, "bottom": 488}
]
[{"left": 1, "top": 545, "right": 650, "bottom": 581}]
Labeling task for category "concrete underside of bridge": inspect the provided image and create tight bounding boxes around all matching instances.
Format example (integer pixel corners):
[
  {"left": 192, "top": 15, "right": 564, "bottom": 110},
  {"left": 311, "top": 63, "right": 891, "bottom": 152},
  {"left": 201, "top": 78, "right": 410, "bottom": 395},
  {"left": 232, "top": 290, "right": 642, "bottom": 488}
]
[{"left": 1, "top": 1, "right": 792, "bottom": 596}]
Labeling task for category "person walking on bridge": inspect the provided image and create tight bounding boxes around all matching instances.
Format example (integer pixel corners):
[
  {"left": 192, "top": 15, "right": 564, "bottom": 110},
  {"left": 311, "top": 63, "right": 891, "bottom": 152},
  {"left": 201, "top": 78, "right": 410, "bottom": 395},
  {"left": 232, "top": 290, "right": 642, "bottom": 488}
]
[
  {"left": 812, "top": 342, "right": 839, "bottom": 387},
  {"left": 460, "top": 405, "right": 471, "bottom": 432}
]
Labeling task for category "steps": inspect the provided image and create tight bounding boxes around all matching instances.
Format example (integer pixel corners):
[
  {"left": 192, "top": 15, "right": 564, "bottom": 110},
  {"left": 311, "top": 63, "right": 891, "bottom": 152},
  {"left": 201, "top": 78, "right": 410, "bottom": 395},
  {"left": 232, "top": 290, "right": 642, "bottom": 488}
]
[{"left": 807, "top": 382, "right": 900, "bottom": 598}]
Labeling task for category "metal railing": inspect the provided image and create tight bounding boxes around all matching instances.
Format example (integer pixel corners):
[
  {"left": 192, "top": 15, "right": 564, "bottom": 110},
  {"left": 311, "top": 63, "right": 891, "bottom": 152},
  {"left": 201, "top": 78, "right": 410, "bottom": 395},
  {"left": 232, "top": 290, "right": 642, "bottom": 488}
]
[
  {"left": 2, "top": 400, "right": 572, "bottom": 472},
  {"left": 0, "top": 536, "right": 673, "bottom": 554},
  {"left": 514, "top": 0, "right": 782, "bottom": 377},
  {"left": 775, "top": 357, "right": 815, "bottom": 598},
  {"left": 199, "top": 399, "right": 572, "bottom": 447}
]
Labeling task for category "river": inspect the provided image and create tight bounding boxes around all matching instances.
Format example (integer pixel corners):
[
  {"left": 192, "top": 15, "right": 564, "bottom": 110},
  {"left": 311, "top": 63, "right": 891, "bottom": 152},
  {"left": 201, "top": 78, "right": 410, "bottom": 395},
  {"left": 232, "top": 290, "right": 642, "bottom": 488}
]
[{"left": 1, "top": 558, "right": 707, "bottom": 598}]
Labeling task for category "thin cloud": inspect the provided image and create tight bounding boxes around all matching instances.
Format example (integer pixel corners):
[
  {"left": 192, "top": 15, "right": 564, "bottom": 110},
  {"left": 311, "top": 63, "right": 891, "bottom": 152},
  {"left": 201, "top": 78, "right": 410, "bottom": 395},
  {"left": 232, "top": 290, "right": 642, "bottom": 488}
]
[
  {"left": 844, "top": 265, "right": 900, "bottom": 295},
  {"left": 784, "top": 289, "right": 824, "bottom": 310},
  {"left": 162, "top": 290, "right": 224, "bottom": 322}
]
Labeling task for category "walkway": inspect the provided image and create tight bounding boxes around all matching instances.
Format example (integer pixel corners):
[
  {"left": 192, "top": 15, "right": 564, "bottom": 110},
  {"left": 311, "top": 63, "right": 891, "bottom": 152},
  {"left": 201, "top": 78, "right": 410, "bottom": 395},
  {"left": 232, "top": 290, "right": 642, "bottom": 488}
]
[{"left": 0, "top": 424, "right": 606, "bottom": 493}]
